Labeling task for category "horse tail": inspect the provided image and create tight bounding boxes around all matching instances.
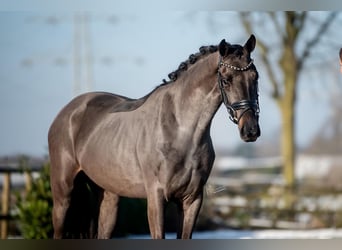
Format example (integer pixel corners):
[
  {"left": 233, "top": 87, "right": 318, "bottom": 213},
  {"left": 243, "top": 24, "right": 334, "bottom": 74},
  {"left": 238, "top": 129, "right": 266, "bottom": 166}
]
[{"left": 62, "top": 171, "right": 101, "bottom": 238}]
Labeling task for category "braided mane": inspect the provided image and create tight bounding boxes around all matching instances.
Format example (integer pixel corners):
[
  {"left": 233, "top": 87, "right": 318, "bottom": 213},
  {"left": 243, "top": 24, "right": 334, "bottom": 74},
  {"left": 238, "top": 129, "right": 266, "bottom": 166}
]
[
  {"left": 128, "top": 44, "right": 219, "bottom": 108},
  {"left": 161, "top": 45, "right": 218, "bottom": 85},
  {"left": 107, "top": 46, "right": 219, "bottom": 113}
]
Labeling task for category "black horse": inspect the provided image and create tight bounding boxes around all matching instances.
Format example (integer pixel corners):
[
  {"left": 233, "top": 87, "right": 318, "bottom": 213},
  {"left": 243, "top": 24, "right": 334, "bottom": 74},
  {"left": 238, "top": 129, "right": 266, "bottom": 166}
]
[{"left": 48, "top": 35, "right": 260, "bottom": 239}]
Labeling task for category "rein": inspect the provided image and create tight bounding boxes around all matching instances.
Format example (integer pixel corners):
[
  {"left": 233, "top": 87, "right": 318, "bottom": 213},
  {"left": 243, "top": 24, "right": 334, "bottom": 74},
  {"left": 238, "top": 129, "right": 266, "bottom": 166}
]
[{"left": 218, "top": 57, "right": 260, "bottom": 124}]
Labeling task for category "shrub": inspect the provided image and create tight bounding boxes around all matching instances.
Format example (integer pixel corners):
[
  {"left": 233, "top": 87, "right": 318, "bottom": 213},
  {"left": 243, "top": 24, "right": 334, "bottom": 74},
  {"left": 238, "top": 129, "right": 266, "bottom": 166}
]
[{"left": 15, "top": 163, "right": 53, "bottom": 239}]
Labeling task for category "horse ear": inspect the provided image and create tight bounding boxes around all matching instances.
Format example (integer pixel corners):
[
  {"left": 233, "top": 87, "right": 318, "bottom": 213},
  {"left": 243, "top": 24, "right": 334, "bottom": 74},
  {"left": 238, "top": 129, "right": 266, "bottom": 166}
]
[
  {"left": 219, "top": 39, "right": 229, "bottom": 57},
  {"left": 244, "top": 34, "right": 256, "bottom": 53}
]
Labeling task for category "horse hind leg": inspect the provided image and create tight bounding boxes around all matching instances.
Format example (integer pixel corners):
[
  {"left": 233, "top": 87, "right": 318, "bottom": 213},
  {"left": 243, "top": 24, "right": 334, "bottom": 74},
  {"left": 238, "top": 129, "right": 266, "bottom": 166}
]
[
  {"left": 50, "top": 155, "right": 80, "bottom": 239},
  {"left": 97, "top": 190, "right": 120, "bottom": 239}
]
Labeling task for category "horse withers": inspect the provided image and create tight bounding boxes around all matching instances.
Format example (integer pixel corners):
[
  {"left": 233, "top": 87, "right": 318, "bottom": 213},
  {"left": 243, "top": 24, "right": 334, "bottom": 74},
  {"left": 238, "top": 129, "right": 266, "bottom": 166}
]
[{"left": 48, "top": 35, "right": 260, "bottom": 239}]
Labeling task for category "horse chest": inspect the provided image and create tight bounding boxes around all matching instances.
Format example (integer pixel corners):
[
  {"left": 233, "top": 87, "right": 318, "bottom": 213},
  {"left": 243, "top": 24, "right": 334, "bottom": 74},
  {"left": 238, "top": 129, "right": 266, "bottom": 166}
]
[{"left": 155, "top": 142, "right": 215, "bottom": 199}]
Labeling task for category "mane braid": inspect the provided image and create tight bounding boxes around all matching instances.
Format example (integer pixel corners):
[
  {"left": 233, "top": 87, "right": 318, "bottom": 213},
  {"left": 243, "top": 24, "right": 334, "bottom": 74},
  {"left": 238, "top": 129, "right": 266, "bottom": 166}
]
[{"left": 161, "top": 45, "right": 218, "bottom": 85}]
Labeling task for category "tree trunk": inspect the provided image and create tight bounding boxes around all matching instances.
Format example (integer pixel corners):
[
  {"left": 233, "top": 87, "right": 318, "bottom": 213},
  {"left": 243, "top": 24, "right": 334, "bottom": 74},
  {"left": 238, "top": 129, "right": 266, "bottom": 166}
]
[
  {"left": 239, "top": 11, "right": 338, "bottom": 192},
  {"left": 280, "top": 95, "right": 296, "bottom": 189},
  {"left": 278, "top": 40, "right": 298, "bottom": 190}
]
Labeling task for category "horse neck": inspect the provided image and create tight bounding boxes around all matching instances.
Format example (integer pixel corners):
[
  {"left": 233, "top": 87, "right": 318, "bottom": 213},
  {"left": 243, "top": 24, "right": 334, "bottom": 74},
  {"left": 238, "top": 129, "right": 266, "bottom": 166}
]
[{"left": 168, "top": 52, "right": 221, "bottom": 131}]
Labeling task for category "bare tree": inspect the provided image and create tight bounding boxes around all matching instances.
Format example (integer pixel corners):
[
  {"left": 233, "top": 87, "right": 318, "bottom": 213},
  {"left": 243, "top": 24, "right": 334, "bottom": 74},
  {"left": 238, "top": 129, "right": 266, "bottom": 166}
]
[
  {"left": 239, "top": 12, "right": 338, "bottom": 189},
  {"left": 306, "top": 63, "right": 342, "bottom": 155}
]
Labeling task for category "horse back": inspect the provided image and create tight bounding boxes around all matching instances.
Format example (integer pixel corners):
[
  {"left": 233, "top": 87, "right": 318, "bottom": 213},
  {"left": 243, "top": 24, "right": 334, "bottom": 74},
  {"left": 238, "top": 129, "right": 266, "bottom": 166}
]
[{"left": 48, "top": 92, "right": 139, "bottom": 156}]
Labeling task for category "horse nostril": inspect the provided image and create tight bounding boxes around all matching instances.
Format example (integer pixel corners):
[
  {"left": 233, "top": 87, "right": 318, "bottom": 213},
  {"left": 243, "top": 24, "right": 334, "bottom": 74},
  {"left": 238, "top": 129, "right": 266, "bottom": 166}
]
[
  {"left": 243, "top": 124, "right": 260, "bottom": 138},
  {"left": 251, "top": 125, "right": 260, "bottom": 137},
  {"left": 252, "top": 125, "right": 260, "bottom": 136},
  {"left": 247, "top": 129, "right": 256, "bottom": 137},
  {"left": 251, "top": 126, "right": 258, "bottom": 135}
]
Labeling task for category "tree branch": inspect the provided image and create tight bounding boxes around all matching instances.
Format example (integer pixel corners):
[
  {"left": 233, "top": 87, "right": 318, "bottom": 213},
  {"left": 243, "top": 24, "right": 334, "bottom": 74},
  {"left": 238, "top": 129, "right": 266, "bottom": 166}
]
[
  {"left": 239, "top": 12, "right": 281, "bottom": 101},
  {"left": 298, "top": 12, "right": 338, "bottom": 70},
  {"left": 268, "top": 12, "right": 285, "bottom": 41}
]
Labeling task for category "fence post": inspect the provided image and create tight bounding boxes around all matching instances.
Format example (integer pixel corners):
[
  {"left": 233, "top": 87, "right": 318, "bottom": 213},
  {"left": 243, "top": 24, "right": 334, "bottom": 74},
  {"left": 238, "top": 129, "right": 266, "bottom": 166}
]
[
  {"left": 1, "top": 172, "right": 11, "bottom": 239},
  {"left": 24, "top": 171, "right": 32, "bottom": 193}
]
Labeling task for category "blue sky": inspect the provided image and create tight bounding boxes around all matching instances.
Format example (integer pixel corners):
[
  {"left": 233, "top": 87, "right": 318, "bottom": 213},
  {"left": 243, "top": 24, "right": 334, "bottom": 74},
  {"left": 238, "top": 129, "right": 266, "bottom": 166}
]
[{"left": 0, "top": 11, "right": 341, "bottom": 157}]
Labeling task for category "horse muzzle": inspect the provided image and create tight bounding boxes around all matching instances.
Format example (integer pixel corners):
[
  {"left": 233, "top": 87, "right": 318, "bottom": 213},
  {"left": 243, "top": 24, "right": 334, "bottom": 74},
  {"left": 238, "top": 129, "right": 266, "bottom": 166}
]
[{"left": 238, "top": 113, "right": 261, "bottom": 142}]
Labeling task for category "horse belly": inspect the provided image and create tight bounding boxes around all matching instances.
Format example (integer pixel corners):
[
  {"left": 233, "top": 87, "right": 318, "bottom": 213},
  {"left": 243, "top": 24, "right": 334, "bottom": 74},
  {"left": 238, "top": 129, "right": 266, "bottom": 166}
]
[
  {"left": 76, "top": 118, "right": 148, "bottom": 198},
  {"left": 80, "top": 153, "right": 147, "bottom": 198}
]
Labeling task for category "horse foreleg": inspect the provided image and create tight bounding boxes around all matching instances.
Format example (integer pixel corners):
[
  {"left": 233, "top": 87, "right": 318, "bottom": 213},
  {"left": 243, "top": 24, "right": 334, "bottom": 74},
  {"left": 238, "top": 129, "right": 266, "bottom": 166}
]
[
  {"left": 147, "top": 188, "right": 165, "bottom": 239},
  {"left": 178, "top": 192, "right": 203, "bottom": 239},
  {"left": 97, "top": 191, "right": 119, "bottom": 239}
]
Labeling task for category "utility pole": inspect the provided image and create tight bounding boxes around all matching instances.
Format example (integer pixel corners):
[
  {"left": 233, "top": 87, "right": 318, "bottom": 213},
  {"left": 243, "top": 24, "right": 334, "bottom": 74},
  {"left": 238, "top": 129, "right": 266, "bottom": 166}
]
[{"left": 73, "top": 13, "right": 94, "bottom": 96}]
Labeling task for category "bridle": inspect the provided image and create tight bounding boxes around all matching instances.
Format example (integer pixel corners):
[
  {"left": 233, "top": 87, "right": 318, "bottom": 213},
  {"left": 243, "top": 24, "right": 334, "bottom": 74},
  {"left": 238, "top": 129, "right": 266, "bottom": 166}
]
[{"left": 218, "top": 57, "right": 260, "bottom": 124}]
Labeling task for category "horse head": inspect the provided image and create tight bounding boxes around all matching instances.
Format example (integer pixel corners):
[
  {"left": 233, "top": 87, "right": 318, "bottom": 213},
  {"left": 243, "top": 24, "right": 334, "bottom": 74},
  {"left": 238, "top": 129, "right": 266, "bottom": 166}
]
[{"left": 217, "top": 35, "right": 260, "bottom": 142}]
